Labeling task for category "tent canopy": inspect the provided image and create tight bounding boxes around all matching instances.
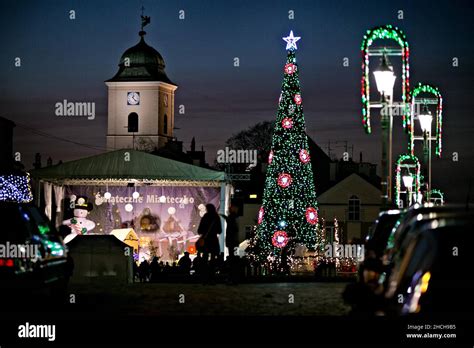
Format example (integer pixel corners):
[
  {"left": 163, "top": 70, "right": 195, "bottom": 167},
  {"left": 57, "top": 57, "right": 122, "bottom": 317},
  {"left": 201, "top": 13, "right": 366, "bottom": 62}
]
[{"left": 30, "top": 149, "right": 225, "bottom": 184}]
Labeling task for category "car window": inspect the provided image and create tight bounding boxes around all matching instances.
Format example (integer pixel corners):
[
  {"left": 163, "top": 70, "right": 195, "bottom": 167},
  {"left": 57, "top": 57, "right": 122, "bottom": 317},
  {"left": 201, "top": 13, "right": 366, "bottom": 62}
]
[{"left": 0, "top": 204, "right": 31, "bottom": 242}]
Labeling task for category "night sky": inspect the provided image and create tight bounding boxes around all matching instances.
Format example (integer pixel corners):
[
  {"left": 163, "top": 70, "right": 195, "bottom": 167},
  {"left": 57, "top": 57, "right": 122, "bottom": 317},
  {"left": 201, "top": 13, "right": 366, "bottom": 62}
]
[{"left": 1, "top": 0, "right": 473, "bottom": 202}]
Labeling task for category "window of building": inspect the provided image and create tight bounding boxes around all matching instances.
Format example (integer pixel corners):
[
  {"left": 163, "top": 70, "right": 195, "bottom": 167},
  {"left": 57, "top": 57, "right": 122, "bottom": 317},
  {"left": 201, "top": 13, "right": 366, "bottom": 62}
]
[
  {"left": 128, "top": 112, "right": 138, "bottom": 133},
  {"left": 348, "top": 195, "right": 361, "bottom": 221},
  {"left": 163, "top": 114, "right": 168, "bottom": 134}
]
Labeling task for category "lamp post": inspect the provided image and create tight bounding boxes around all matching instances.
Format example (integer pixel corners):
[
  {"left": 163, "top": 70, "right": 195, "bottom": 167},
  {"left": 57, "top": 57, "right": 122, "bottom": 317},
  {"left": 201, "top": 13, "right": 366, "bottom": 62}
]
[
  {"left": 374, "top": 54, "right": 397, "bottom": 209},
  {"left": 418, "top": 104, "right": 433, "bottom": 201},
  {"left": 402, "top": 174, "right": 414, "bottom": 207}
]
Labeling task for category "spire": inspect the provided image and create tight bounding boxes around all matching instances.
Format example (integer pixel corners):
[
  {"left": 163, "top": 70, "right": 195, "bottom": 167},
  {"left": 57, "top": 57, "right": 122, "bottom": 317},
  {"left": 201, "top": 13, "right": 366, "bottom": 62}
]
[
  {"left": 139, "top": 6, "right": 151, "bottom": 38},
  {"left": 191, "top": 137, "right": 196, "bottom": 152}
]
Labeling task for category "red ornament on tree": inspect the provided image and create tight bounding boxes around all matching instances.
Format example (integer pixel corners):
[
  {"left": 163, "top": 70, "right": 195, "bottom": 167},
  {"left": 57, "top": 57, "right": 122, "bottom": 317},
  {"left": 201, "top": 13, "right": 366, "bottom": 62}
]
[
  {"left": 294, "top": 94, "right": 302, "bottom": 105},
  {"left": 258, "top": 207, "right": 264, "bottom": 224},
  {"left": 268, "top": 150, "right": 274, "bottom": 164},
  {"left": 299, "top": 149, "right": 310, "bottom": 164},
  {"left": 272, "top": 230, "right": 289, "bottom": 248},
  {"left": 281, "top": 118, "right": 293, "bottom": 129},
  {"left": 284, "top": 63, "right": 296, "bottom": 75},
  {"left": 305, "top": 207, "right": 318, "bottom": 225},
  {"left": 278, "top": 173, "right": 292, "bottom": 188}
]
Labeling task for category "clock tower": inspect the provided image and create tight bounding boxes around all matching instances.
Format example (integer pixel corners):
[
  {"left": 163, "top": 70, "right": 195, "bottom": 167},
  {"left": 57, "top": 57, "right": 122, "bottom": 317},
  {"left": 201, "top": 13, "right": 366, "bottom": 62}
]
[{"left": 105, "top": 17, "right": 177, "bottom": 150}]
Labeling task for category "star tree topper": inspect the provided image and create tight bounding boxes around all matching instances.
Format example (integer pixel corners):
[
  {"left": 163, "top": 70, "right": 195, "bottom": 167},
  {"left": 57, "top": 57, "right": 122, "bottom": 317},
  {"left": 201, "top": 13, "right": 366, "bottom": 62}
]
[{"left": 283, "top": 30, "right": 301, "bottom": 50}]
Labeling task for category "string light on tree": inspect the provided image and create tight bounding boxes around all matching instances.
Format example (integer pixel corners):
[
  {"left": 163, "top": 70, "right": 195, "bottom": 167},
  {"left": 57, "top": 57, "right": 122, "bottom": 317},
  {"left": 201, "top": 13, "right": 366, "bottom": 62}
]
[{"left": 251, "top": 31, "right": 322, "bottom": 267}]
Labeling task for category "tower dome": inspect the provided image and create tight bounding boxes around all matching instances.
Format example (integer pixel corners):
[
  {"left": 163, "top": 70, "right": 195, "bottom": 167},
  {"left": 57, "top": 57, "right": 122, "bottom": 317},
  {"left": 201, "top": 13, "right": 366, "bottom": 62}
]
[{"left": 107, "top": 32, "right": 176, "bottom": 85}]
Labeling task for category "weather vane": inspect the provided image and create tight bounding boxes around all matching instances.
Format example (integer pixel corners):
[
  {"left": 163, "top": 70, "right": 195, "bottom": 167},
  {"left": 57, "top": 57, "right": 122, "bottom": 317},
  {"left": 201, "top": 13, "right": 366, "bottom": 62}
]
[
  {"left": 140, "top": 6, "right": 151, "bottom": 34},
  {"left": 283, "top": 30, "right": 301, "bottom": 51}
]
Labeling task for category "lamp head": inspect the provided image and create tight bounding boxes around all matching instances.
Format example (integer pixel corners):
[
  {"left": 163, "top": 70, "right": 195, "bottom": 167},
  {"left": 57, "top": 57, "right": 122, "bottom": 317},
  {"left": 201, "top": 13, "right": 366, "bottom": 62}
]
[
  {"left": 418, "top": 104, "right": 433, "bottom": 133},
  {"left": 373, "top": 54, "right": 396, "bottom": 98},
  {"left": 402, "top": 174, "right": 414, "bottom": 189}
]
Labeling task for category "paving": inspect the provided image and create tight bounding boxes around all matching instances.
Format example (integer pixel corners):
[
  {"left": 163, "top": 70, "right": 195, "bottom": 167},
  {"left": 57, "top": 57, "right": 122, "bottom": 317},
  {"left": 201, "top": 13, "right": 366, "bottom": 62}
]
[{"left": 65, "top": 282, "right": 351, "bottom": 316}]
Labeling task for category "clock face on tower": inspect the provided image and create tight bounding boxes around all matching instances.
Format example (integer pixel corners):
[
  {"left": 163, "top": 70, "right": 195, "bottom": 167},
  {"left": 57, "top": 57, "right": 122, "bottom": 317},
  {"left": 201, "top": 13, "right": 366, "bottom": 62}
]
[{"left": 127, "top": 92, "right": 140, "bottom": 105}]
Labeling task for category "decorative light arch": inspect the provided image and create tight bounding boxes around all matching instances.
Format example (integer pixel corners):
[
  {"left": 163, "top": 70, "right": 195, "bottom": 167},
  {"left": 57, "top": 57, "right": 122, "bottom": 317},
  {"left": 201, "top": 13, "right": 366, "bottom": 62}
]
[
  {"left": 409, "top": 83, "right": 443, "bottom": 157},
  {"left": 429, "top": 189, "right": 444, "bottom": 205},
  {"left": 361, "top": 25, "right": 410, "bottom": 134},
  {"left": 395, "top": 154, "right": 421, "bottom": 207}
]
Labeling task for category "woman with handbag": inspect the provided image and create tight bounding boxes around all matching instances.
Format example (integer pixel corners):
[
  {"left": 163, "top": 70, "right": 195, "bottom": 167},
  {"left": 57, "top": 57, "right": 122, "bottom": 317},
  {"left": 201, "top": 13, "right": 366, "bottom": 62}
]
[{"left": 197, "top": 204, "right": 222, "bottom": 283}]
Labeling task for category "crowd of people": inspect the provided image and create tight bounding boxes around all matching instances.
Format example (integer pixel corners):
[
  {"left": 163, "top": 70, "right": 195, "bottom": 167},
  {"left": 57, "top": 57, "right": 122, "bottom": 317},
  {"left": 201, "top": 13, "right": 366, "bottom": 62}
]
[{"left": 133, "top": 203, "right": 243, "bottom": 284}]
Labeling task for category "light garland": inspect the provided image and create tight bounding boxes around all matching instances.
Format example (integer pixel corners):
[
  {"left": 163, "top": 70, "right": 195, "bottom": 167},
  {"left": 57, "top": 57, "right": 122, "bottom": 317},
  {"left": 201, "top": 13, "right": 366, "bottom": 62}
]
[
  {"left": 305, "top": 207, "right": 318, "bottom": 225},
  {"left": 299, "top": 149, "right": 310, "bottom": 164},
  {"left": 268, "top": 150, "right": 274, "bottom": 164},
  {"left": 394, "top": 154, "right": 421, "bottom": 207},
  {"left": 284, "top": 63, "right": 296, "bottom": 75},
  {"left": 272, "top": 230, "right": 289, "bottom": 248},
  {"left": 360, "top": 25, "right": 410, "bottom": 134},
  {"left": 277, "top": 173, "right": 292, "bottom": 188},
  {"left": 334, "top": 217, "right": 340, "bottom": 244},
  {"left": 409, "top": 83, "right": 443, "bottom": 157},
  {"left": 281, "top": 117, "right": 293, "bottom": 129},
  {"left": 258, "top": 207, "right": 264, "bottom": 224},
  {"left": 430, "top": 189, "right": 444, "bottom": 205},
  {"left": 0, "top": 173, "right": 33, "bottom": 203}
]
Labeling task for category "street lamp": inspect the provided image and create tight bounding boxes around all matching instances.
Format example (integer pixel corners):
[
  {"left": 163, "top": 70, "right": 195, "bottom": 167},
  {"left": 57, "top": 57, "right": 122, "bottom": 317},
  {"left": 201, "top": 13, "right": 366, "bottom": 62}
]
[
  {"left": 374, "top": 54, "right": 397, "bottom": 208},
  {"left": 418, "top": 104, "right": 433, "bottom": 133},
  {"left": 418, "top": 104, "right": 433, "bottom": 201},
  {"left": 374, "top": 55, "right": 397, "bottom": 99},
  {"left": 402, "top": 174, "right": 414, "bottom": 206}
]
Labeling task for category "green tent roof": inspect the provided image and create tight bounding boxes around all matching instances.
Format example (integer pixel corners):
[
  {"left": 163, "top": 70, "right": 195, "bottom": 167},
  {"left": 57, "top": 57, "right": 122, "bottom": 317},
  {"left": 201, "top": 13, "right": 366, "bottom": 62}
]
[{"left": 31, "top": 149, "right": 225, "bottom": 182}]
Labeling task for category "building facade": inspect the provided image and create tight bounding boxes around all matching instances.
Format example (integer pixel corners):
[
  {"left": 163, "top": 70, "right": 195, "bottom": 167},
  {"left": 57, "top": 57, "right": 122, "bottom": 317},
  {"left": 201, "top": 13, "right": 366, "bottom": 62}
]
[{"left": 106, "top": 28, "right": 177, "bottom": 151}]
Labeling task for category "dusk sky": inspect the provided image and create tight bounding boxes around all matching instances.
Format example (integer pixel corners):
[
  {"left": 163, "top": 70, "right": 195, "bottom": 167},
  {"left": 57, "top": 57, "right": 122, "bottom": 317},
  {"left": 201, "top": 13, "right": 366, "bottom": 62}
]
[{"left": 1, "top": 0, "right": 473, "bottom": 202}]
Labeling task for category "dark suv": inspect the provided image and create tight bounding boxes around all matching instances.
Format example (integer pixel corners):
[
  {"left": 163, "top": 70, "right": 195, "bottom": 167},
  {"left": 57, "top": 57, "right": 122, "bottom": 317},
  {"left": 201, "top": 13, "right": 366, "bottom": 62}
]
[{"left": 0, "top": 202, "right": 70, "bottom": 302}]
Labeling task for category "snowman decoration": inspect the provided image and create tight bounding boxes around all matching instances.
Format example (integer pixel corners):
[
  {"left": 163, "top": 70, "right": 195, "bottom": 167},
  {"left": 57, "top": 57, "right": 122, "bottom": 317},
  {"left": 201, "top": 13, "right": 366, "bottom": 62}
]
[{"left": 62, "top": 195, "right": 96, "bottom": 244}]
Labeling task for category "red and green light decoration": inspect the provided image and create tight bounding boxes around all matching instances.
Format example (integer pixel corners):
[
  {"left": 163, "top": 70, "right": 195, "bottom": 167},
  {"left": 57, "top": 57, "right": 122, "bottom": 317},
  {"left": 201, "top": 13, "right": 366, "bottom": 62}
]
[
  {"left": 253, "top": 31, "right": 321, "bottom": 263},
  {"left": 394, "top": 154, "right": 421, "bottom": 207},
  {"left": 409, "top": 83, "right": 443, "bottom": 157},
  {"left": 429, "top": 189, "right": 444, "bottom": 205},
  {"left": 361, "top": 25, "right": 410, "bottom": 134}
]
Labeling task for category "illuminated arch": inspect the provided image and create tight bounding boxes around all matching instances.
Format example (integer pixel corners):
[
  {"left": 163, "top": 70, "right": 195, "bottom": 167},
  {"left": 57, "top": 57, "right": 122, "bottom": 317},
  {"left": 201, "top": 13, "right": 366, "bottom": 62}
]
[
  {"left": 361, "top": 25, "right": 410, "bottom": 134},
  {"left": 395, "top": 154, "right": 421, "bottom": 207},
  {"left": 409, "top": 83, "right": 443, "bottom": 157},
  {"left": 429, "top": 189, "right": 444, "bottom": 205}
]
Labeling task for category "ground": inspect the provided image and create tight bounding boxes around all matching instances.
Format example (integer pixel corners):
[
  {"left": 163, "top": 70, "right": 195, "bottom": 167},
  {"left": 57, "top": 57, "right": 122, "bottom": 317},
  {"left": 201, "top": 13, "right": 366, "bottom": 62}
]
[{"left": 62, "top": 282, "right": 351, "bottom": 317}]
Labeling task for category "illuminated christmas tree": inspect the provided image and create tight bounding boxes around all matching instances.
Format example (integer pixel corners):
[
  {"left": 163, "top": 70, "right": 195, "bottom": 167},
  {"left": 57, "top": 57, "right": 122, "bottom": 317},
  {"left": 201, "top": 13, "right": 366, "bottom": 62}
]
[{"left": 254, "top": 31, "right": 320, "bottom": 265}]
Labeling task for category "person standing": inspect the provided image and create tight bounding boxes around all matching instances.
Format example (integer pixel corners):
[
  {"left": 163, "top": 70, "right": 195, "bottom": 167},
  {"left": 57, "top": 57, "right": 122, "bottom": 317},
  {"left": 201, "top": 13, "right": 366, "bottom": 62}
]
[
  {"left": 221, "top": 205, "right": 240, "bottom": 284},
  {"left": 197, "top": 204, "right": 222, "bottom": 283}
]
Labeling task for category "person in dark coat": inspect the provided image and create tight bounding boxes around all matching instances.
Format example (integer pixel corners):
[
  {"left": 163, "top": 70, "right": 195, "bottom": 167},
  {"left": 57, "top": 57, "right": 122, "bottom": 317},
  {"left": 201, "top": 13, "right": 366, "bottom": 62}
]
[
  {"left": 221, "top": 205, "right": 240, "bottom": 284},
  {"left": 149, "top": 257, "right": 161, "bottom": 282},
  {"left": 197, "top": 204, "right": 222, "bottom": 283},
  {"left": 138, "top": 259, "right": 150, "bottom": 282}
]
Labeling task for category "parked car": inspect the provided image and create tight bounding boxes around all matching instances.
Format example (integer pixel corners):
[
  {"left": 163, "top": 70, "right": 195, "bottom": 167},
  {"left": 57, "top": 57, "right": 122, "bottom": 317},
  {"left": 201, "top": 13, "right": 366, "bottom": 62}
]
[
  {"left": 0, "top": 201, "right": 70, "bottom": 305},
  {"left": 383, "top": 213, "right": 474, "bottom": 316}
]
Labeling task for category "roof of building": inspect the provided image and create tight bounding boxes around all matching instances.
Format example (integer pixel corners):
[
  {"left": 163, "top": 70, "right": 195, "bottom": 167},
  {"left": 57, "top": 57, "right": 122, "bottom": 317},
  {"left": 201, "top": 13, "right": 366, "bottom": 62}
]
[
  {"left": 106, "top": 32, "right": 176, "bottom": 85},
  {"left": 30, "top": 149, "right": 225, "bottom": 183},
  {"left": 317, "top": 173, "right": 381, "bottom": 204}
]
